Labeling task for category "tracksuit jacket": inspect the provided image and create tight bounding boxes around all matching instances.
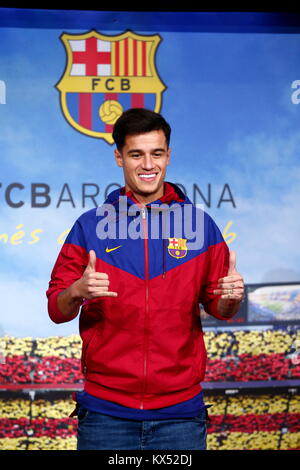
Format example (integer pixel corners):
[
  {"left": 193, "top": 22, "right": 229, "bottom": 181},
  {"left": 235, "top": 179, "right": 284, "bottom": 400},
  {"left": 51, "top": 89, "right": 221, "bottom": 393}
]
[{"left": 46, "top": 182, "right": 229, "bottom": 410}]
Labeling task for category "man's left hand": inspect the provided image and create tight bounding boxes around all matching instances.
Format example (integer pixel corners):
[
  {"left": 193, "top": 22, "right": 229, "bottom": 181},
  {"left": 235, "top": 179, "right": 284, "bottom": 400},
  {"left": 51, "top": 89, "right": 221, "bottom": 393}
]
[
  {"left": 214, "top": 250, "right": 245, "bottom": 318},
  {"left": 214, "top": 250, "right": 244, "bottom": 301}
]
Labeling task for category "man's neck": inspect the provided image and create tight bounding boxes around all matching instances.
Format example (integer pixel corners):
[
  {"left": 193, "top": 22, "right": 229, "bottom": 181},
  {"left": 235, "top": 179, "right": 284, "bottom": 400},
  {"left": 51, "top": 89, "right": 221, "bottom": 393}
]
[{"left": 124, "top": 186, "right": 165, "bottom": 205}]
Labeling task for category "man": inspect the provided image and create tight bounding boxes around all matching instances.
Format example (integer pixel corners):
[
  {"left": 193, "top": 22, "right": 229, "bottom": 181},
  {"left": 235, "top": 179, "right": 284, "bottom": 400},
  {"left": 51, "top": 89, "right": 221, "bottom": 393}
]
[{"left": 46, "top": 108, "right": 244, "bottom": 450}]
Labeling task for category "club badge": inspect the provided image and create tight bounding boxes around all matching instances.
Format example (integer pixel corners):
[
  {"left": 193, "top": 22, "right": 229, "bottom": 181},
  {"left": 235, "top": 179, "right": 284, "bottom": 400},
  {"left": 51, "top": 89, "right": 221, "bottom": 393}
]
[{"left": 56, "top": 29, "right": 166, "bottom": 144}]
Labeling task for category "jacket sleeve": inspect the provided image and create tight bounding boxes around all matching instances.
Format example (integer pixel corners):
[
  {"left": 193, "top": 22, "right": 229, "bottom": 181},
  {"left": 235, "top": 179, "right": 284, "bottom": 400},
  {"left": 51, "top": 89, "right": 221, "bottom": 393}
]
[
  {"left": 199, "top": 216, "right": 230, "bottom": 321},
  {"left": 46, "top": 218, "right": 89, "bottom": 324}
]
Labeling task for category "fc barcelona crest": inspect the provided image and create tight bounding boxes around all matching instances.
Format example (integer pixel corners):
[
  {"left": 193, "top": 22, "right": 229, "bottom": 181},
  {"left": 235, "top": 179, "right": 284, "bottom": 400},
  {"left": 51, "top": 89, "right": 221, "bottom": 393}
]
[
  {"left": 56, "top": 30, "right": 166, "bottom": 144},
  {"left": 168, "top": 238, "right": 188, "bottom": 259}
]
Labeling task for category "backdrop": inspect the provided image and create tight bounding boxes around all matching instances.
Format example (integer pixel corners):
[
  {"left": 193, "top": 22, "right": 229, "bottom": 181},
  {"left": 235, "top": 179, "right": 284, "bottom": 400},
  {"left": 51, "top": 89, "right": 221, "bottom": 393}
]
[{"left": 1, "top": 9, "right": 300, "bottom": 337}]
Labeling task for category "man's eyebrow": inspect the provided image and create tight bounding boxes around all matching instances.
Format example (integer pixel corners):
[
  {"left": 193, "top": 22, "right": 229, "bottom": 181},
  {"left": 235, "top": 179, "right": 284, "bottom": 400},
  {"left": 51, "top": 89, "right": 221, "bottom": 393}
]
[
  {"left": 127, "top": 148, "right": 166, "bottom": 154},
  {"left": 127, "top": 149, "right": 142, "bottom": 154}
]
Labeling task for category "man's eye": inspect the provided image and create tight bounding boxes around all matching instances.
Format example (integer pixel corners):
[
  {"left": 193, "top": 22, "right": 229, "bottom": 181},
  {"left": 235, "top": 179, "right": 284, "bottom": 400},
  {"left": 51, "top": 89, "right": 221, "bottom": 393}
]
[
  {"left": 131, "top": 154, "right": 141, "bottom": 158},
  {"left": 153, "top": 153, "right": 163, "bottom": 157}
]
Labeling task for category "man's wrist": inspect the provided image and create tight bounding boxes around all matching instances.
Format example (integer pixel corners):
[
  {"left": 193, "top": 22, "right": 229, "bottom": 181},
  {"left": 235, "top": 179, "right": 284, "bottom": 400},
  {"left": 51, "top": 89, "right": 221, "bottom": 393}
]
[
  {"left": 57, "top": 284, "right": 83, "bottom": 318},
  {"left": 69, "top": 281, "right": 84, "bottom": 303}
]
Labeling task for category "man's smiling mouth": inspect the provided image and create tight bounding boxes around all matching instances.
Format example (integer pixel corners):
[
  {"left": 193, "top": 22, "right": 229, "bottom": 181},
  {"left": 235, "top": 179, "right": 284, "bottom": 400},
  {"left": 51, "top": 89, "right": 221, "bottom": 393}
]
[{"left": 138, "top": 173, "right": 158, "bottom": 180}]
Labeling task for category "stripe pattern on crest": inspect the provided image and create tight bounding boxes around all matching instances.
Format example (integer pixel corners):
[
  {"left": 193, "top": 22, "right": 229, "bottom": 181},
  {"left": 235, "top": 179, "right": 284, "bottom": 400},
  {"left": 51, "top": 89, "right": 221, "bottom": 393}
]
[{"left": 66, "top": 92, "right": 156, "bottom": 133}]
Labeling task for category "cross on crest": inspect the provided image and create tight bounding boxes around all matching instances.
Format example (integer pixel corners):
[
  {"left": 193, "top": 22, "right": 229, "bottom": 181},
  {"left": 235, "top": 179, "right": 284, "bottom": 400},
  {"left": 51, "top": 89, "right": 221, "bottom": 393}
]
[{"left": 70, "top": 37, "right": 112, "bottom": 76}]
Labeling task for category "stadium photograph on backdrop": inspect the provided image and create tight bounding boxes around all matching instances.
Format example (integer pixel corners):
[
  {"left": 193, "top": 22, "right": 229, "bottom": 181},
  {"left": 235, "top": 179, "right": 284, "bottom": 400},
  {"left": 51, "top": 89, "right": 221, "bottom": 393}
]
[{"left": 0, "top": 7, "right": 299, "bottom": 453}]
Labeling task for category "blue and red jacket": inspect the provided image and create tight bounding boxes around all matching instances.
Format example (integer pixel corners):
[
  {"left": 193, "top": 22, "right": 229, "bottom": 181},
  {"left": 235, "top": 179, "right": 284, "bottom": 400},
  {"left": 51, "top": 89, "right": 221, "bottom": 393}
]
[{"left": 46, "top": 182, "right": 229, "bottom": 410}]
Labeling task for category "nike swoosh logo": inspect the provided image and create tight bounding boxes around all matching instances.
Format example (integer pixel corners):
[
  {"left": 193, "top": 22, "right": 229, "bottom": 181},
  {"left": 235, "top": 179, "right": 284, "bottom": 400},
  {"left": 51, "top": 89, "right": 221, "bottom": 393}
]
[{"left": 105, "top": 245, "right": 122, "bottom": 253}]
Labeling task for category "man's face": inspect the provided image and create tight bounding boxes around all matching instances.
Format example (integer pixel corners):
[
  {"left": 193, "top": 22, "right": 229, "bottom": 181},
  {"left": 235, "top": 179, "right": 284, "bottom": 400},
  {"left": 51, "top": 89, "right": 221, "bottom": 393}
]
[{"left": 114, "top": 130, "right": 171, "bottom": 204}]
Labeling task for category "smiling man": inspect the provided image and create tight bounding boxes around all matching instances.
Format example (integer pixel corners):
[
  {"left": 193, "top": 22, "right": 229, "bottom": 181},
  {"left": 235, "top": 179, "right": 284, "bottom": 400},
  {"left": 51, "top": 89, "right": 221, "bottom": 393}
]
[
  {"left": 46, "top": 108, "right": 244, "bottom": 450},
  {"left": 114, "top": 128, "right": 170, "bottom": 204}
]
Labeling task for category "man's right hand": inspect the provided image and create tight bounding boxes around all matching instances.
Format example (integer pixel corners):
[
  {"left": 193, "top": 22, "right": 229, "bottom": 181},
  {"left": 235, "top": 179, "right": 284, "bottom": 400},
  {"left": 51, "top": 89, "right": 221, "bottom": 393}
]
[
  {"left": 57, "top": 250, "right": 117, "bottom": 318},
  {"left": 71, "top": 250, "right": 118, "bottom": 300}
]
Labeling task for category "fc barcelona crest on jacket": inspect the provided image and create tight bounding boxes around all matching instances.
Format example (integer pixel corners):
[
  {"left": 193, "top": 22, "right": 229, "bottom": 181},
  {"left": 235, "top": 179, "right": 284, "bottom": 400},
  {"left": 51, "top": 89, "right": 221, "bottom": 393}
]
[
  {"left": 168, "top": 238, "right": 188, "bottom": 259},
  {"left": 56, "top": 30, "right": 166, "bottom": 144}
]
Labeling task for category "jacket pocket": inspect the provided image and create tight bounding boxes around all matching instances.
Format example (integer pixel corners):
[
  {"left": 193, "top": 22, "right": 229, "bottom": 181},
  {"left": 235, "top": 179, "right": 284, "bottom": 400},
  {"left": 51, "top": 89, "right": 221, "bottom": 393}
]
[
  {"left": 81, "top": 329, "right": 101, "bottom": 374},
  {"left": 191, "top": 327, "right": 207, "bottom": 383}
]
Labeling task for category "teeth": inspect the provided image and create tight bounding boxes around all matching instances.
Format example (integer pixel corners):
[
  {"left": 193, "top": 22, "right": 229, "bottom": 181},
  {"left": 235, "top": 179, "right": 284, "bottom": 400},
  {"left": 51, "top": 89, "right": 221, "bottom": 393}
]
[{"left": 139, "top": 174, "right": 156, "bottom": 179}]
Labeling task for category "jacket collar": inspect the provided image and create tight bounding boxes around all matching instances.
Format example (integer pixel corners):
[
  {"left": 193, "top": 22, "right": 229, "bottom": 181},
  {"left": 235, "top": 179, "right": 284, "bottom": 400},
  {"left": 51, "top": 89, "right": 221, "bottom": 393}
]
[{"left": 106, "top": 182, "right": 188, "bottom": 208}]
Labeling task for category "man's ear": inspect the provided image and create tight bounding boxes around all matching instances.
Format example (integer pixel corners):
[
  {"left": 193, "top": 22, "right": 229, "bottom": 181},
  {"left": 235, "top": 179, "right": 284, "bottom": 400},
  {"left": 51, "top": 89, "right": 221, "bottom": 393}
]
[
  {"left": 114, "top": 149, "right": 123, "bottom": 167},
  {"left": 166, "top": 147, "right": 171, "bottom": 165}
]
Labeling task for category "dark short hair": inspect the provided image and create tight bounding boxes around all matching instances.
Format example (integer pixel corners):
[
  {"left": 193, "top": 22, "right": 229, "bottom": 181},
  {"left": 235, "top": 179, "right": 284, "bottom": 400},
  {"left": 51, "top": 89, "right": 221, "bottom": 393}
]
[{"left": 112, "top": 108, "right": 171, "bottom": 150}]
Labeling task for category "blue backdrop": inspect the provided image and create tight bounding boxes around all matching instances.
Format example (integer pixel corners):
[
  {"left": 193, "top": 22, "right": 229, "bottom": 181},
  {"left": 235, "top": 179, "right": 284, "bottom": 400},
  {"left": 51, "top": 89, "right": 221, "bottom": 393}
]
[{"left": 1, "top": 9, "right": 300, "bottom": 336}]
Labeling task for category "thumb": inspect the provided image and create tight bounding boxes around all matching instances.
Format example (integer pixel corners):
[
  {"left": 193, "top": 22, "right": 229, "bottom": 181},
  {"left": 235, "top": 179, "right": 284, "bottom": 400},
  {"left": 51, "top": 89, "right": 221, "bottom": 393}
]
[
  {"left": 228, "top": 250, "right": 237, "bottom": 275},
  {"left": 85, "top": 249, "right": 96, "bottom": 272}
]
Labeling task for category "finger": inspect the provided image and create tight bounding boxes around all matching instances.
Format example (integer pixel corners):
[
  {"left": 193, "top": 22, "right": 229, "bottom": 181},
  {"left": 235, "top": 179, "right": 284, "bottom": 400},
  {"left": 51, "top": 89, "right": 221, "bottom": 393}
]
[
  {"left": 85, "top": 250, "right": 97, "bottom": 272},
  {"left": 217, "top": 279, "right": 244, "bottom": 289},
  {"left": 87, "top": 279, "right": 110, "bottom": 287},
  {"left": 86, "top": 272, "right": 109, "bottom": 281},
  {"left": 217, "top": 281, "right": 239, "bottom": 288},
  {"left": 218, "top": 274, "right": 243, "bottom": 284},
  {"left": 213, "top": 289, "right": 226, "bottom": 295},
  {"left": 214, "top": 287, "right": 244, "bottom": 296},
  {"left": 228, "top": 250, "right": 237, "bottom": 275},
  {"left": 89, "top": 290, "right": 118, "bottom": 298},
  {"left": 220, "top": 295, "right": 243, "bottom": 304},
  {"left": 221, "top": 287, "right": 244, "bottom": 298},
  {"left": 102, "top": 291, "right": 118, "bottom": 297},
  {"left": 220, "top": 294, "right": 243, "bottom": 301}
]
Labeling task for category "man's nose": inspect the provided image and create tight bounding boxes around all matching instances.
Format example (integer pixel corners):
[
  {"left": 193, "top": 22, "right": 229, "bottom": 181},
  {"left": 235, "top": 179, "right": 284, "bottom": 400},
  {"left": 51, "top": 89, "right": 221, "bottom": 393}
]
[{"left": 142, "top": 155, "right": 155, "bottom": 170}]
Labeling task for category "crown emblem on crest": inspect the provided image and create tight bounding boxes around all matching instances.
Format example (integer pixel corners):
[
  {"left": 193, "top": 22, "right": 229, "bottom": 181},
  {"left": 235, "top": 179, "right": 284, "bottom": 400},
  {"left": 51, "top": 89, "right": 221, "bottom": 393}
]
[{"left": 56, "top": 29, "right": 166, "bottom": 144}]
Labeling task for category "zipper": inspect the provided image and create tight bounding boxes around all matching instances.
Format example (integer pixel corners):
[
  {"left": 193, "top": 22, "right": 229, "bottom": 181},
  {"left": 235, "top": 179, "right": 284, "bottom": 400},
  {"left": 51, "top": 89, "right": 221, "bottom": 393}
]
[
  {"left": 140, "top": 206, "right": 149, "bottom": 409},
  {"left": 162, "top": 238, "right": 166, "bottom": 279}
]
